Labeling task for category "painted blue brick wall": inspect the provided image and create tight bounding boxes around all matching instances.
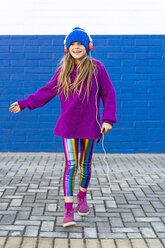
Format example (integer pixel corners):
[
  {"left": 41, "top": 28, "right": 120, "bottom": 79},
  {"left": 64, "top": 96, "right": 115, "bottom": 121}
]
[{"left": 0, "top": 35, "right": 165, "bottom": 153}]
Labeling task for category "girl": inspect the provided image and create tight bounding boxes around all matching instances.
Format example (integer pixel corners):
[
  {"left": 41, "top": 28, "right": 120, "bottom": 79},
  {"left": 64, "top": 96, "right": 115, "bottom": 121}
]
[{"left": 9, "top": 27, "right": 117, "bottom": 227}]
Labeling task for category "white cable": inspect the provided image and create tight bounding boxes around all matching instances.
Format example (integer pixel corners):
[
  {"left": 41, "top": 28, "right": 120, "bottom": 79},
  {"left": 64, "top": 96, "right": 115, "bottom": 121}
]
[{"left": 89, "top": 52, "right": 112, "bottom": 194}]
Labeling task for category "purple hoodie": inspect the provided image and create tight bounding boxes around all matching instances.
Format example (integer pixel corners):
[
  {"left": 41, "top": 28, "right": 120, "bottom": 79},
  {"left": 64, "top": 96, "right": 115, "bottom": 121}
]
[{"left": 17, "top": 59, "right": 117, "bottom": 139}]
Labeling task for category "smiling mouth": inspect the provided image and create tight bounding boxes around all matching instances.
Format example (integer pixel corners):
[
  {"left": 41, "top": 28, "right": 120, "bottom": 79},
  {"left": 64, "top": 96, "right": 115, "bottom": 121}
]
[{"left": 73, "top": 51, "right": 81, "bottom": 54}]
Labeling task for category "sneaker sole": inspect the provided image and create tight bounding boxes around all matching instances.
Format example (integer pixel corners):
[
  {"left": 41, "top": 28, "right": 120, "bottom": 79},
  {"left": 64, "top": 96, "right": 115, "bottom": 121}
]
[
  {"left": 63, "top": 221, "right": 76, "bottom": 227},
  {"left": 78, "top": 210, "right": 89, "bottom": 216}
]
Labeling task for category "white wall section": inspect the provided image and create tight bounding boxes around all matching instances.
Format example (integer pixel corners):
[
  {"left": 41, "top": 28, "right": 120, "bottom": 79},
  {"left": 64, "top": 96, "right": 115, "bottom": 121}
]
[{"left": 0, "top": 0, "right": 165, "bottom": 34}]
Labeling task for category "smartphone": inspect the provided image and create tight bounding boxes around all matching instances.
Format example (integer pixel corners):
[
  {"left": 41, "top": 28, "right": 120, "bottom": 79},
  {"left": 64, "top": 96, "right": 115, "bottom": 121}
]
[{"left": 97, "top": 128, "right": 105, "bottom": 145}]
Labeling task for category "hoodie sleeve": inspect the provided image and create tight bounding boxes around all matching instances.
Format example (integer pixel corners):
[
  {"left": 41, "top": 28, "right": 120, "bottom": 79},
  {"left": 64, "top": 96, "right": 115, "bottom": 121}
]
[
  {"left": 17, "top": 68, "right": 61, "bottom": 111},
  {"left": 98, "top": 62, "right": 117, "bottom": 126}
]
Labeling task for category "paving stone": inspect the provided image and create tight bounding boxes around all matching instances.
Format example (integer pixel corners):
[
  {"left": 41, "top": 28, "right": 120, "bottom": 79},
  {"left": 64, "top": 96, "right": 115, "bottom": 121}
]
[
  {"left": 0, "top": 237, "right": 6, "bottom": 247},
  {"left": 141, "top": 204, "right": 156, "bottom": 213},
  {"left": 0, "top": 199, "right": 9, "bottom": 204},
  {"left": 56, "top": 225, "right": 82, "bottom": 232},
  {"left": 0, "top": 214, "right": 15, "bottom": 224},
  {"left": 32, "top": 207, "right": 44, "bottom": 216},
  {"left": 70, "top": 238, "right": 84, "bottom": 248},
  {"left": 115, "top": 239, "right": 132, "bottom": 248},
  {"left": 112, "top": 227, "right": 139, "bottom": 233},
  {"left": 0, "top": 203, "right": 9, "bottom": 210},
  {"left": 41, "top": 221, "right": 54, "bottom": 231},
  {"left": 38, "top": 238, "right": 53, "bottom": 248},
  {"left": 91, "top": 190, "right": 102, "bottom": 197},
  {"left": 111, "top": 184, "right": 120, "bottom": 191},
  {"left": 39, "top": 232, "right": 67, "bottom": 238},
  {"left": 69, "top": 233, "right": 83, "bottom": 238},
  {"left": 161, "top": 239, "right": 165, "bottom": 245},
  {"left": 8, "top": 207, "right": 32, "bottom": 211},
  {"left": 124, "top": 193, "right": 137, "bottom": 201},
  {"left": 15, "top": 220, "right": 40, "bottom": 226},
  {"left": 105, "top": 200, "right": 117, "bottom": 208},
  {"left": 24, "top": 226, "right": 39, "bottom": 237},
  {"left": 97, "top": 222, "right": 111, "bottom": 233},
  {"left": 100, "top": 239, "right": 116, "bottom": 248},
  {"left": 127, "top": 233, "right": 142, "bottom": 238},
  {"left": 84, "top": 227, "right": 97, "bottom": 238},
  {"left": 125, "top": 222, "right": 151, "bottom": 228},
  {"left": 3, "top": 237, "right": 22, "bottom": 248},
  {"left": 3, "top": 196, "right": 23, "bottom": 199},
  {"left": 54, "top": 238, "right": 68, "bottom": 248},
  {"left": 21, "top": 237, "right": 37, "bottom": 248},
  {"left": 46, "top": 204, "right": 57, "bottom": 212},
  {"left": 132, "top": 208, "right": 145, "bottom": 217},
  {"left": 86, "top": 239, "right": 99, "bottom": 248},
  {"left": 140, "top": 227, "right": 157, "bottom": 238},
  {"left": 16, "top": 186, "right": 29, "bottom": 193},
  {"left": 136, "top": 217, "right": 161, "bottom": 222},
  {"left": 118, "top": 204, "right": 143, "bottom": 209},
  {"left": 98, "top": 233, "right": 127, "bottom": 239},
  {"left": 114, "top": 196, "right": 127, "bottom": 204},
  {"left": 151, "top": 222, "right": 165, "bottom": 232},
  {"left": 0, "top": 226, "right": 24, "bottom": 231},
  {"left": 0, "top": 231, "right": 8, "bottom": 236},
  {"left": 121, "top": 213, "right": 135, "bottom": 222},
  {"left": 36, "top": 192, "right": 47, "bottom": 200},
  {"left": 10, "top": 199, "right": 22, "bottom": 207},
  {"left": 109, "top": 217, "right": 124, "bottom": 227},
  {"left": 131, "top": 239, "right": 148, "bottom": 248},
  {"left": 157, "top": 233, "right": 165, "bottom": 238},
  {"left": 9, "top": 230, "right": 24, "bottom": 237},
  {"left": 23, "top": 195, "right": 35, "bottom": 203},
  {"left": 146, "top": 238, "right": 164, "bottom": 248},
  {"left": 94, "top": 204, "right": 105, "bottom": 212},
  {"left": 16, "top": 211, "right": 30, "bottom": 220},
  {"left": 27, "top": 184, "right": 39, "bottom": 189},
  {"left": 152, "top": 201, "right": 165, "bottom": 209},
  {"left": 3, "top": 189, "right": 16, "bottom": 196},
  {"left": 40, "top": 182, "right": 49, "bottom": 187}
]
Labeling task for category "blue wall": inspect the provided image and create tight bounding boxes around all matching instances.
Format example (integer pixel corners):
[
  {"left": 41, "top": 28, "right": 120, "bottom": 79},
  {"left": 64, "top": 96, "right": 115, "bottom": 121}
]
[{"left": 0, "top": 35, "right": 165, "bottom": 153}]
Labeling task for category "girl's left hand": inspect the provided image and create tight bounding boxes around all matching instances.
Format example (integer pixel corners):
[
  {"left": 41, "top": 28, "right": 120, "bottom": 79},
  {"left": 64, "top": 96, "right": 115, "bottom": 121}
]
[{"left": 101, "top": 122, "right": 113, "bottom": 135}]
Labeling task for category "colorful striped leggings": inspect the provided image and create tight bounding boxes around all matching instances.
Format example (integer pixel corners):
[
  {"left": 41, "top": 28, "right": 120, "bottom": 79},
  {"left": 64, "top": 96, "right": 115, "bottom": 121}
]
[{"left": 62, "top": 138, "right": 96, "bottom": 196}]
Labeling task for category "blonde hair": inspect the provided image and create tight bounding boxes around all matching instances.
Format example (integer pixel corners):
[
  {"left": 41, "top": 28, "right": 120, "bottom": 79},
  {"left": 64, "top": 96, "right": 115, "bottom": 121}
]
[{"left": 52, "top": 51, "right": 98, "bottom": 103}]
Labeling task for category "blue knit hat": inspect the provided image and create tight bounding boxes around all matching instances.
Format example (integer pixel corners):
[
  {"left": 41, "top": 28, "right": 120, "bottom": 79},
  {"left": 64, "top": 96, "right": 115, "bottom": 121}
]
[{"left": 65, "top": 27, "right": 91, "bottom": 55}]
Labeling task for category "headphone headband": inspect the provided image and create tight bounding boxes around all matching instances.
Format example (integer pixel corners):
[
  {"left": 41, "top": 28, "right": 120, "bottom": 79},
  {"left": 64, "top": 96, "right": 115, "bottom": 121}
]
[{"left": 64, "top": 29, "right": 93, "bottom": 45}]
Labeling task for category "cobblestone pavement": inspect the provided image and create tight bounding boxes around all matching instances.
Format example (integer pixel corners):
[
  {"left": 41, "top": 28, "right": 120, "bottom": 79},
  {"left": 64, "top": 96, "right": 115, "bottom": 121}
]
[{"left": 0, "top": 152, "right": 164, "bottom": 248}]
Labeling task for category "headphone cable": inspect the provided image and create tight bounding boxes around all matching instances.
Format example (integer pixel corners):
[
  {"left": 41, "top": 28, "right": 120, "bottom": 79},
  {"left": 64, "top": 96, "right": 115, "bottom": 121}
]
[{"left": 89, "top": 51, "right": 112, "bottom": 195}]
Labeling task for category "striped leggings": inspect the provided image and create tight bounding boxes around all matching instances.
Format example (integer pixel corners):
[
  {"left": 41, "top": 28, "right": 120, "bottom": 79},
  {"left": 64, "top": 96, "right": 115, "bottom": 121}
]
[{"left": 62, "top": 138, "right": 96, "bottom": 196}]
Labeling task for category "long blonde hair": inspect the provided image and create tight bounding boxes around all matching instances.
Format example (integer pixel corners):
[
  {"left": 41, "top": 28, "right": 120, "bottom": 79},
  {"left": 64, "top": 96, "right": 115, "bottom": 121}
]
[{"left": 52, "top": 51, "right": 98, "bottom": 103}]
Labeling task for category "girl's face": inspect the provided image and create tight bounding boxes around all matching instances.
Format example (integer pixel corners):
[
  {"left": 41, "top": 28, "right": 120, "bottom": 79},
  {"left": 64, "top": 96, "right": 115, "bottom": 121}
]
[{"left": 69, "top": 42, "right": 86, "bottom": 63}]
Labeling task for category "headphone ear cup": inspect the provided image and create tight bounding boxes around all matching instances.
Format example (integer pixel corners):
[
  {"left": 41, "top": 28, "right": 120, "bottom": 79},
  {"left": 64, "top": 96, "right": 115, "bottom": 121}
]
[
  {"left": 89, "top": 42, "right": 93, "bottom": 51},
  {"left": 64, "top": 44, "right": 68, "bottom": 53}
]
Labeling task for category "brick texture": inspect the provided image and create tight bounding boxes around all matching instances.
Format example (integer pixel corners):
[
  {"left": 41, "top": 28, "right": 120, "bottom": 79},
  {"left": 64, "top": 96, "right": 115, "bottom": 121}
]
[{"left": 1, "top": 35, "right": 165, "bottom": 152}]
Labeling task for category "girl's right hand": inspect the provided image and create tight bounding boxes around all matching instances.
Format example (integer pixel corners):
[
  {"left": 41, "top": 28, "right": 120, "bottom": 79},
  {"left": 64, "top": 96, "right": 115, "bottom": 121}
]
[{"left": 9, "top": 102, "right": 21, "bottom": 113}]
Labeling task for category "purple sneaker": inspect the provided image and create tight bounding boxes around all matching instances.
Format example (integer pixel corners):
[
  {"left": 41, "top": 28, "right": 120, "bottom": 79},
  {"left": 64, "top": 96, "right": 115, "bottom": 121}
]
[
  {"left": 76, "top": 194, "right": 90, "bottom": 216},
  {"left": 62, "top": 208, "right": 76, "bottom": 227}
]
